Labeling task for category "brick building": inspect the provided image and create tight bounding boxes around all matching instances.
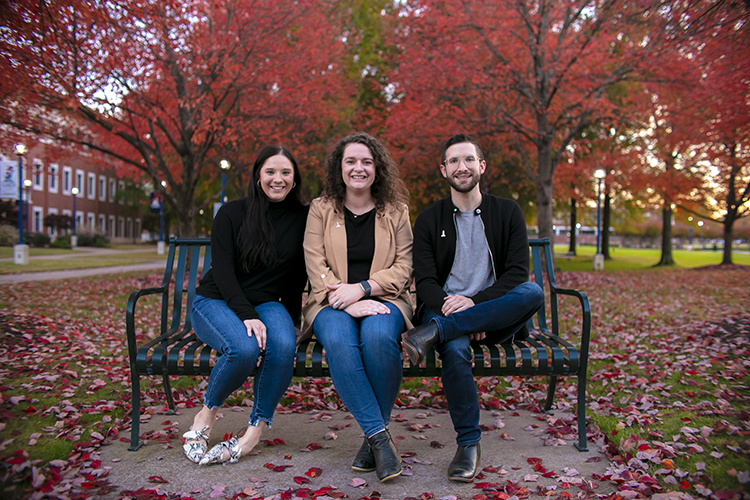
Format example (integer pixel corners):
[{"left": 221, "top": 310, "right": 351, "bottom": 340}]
[{"left": 1, "top": 144, "right": 140, "bottom": 243}]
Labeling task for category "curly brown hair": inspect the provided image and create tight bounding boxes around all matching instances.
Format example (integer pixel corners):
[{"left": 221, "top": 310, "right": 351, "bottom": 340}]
[{"left": 322, "top": 132, "right": 409, "bottom": 213}]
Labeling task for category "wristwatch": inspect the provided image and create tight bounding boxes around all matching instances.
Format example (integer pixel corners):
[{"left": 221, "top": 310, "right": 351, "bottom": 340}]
[{"left": 359, "top": 280, "right": 372, "bottom": 298}]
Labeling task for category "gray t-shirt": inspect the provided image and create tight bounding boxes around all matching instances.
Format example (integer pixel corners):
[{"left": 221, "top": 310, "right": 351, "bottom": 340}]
[{"left": 443, "top": 210, "right": 494, "bottom": 297}]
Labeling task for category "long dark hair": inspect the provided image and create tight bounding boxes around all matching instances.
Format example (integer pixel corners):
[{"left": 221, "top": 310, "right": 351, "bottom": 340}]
[
  {"left": 237, "top": 145, "right": 304, "bottom": 271},
  {"left": 322, "top": 132, "right": 409, "bottom": 213}
]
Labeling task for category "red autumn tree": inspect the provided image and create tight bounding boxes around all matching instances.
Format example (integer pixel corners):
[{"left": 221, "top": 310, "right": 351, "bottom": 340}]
[
  {"left": 1, "top": 0, "right": 349, "bottom": 236},
  {"left": 384, "top": 0, "right": 735, "bottom": 249}
]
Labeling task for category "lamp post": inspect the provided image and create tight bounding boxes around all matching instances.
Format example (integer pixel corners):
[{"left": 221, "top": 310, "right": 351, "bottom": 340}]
[
  {"left": 157, "top": 180, "right": 167, "bottom": 255},
  {"left": 71, "top": 187, "right": 79, "bottom": 247},
  {"left": 593, "top": 169, "right": 606, "bottom": 270},
  {"left": 220, "top": 159, "right": 230, "bottom": 206},
  {"left": 24, "top": 179, "right": 32, "bottom": 234},
  {"left": 13, "top": 143, "right": 29, "bottom": 265}
]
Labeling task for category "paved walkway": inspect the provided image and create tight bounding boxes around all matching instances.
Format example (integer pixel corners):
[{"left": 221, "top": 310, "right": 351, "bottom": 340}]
[
  {"left": 98, "top": 407, "right": 612, "bottom": 500},
  {"left": 0, "top": 247, "right": 166, "bottom": 284}
]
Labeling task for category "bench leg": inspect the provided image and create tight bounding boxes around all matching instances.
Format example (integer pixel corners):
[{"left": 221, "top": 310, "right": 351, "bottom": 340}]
[
  {"left": 574, "top": 375, "right": 588, "bottom": 452},
  {"left": 162, "top": 373, "right": 176, "bottom": 414},
  {"left": 129, "top": 372, "right": 142, "bottom": 451},
  {"left": 544, "top": 375, "right": 557, "bottom": 413}
]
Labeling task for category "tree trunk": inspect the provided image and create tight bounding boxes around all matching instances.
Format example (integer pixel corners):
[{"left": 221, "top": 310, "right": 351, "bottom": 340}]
[
  {"left": 654, "top": 202, "right": 674, "bottom": 266},
  {"left": 602, "top": 192, "right": 611, "bottom": 260},
  {"left": 722, "top": 217, "right": 734, "bottom": 265},
  {"left": 568, "top": 198, "right": 577, "bottom": 255}
]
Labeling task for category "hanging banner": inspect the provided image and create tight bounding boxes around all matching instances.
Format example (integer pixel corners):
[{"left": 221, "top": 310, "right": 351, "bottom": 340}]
[{"left": 1, "top": 161, "right": 19, "bottom": 200}]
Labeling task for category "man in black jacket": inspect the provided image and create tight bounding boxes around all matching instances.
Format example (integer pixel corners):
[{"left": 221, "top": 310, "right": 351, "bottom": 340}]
[{"left": 403, "top": 134, "right": 544, "bottom": 482}]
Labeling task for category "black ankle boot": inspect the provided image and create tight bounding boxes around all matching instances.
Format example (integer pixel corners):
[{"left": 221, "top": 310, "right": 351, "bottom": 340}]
[
  {"left": 447, "top": 443, "right": 481, "bottom": 482},
  {"left": 351, "top": 438, "right": 375, "bottom": 472},
  {"left": 366, "top": 429, "right": 401, "bottom": 482},
  {"left": 401, "top": 321, "right": 439, "bottom": 365}
]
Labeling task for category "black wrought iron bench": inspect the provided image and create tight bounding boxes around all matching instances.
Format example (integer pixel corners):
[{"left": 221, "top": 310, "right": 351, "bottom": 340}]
[{"left": 126, "top": 237, "right": 591, "bottom": 452}]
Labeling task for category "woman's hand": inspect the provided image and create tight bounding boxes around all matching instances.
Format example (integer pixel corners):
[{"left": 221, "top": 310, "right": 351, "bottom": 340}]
[
  {"left": 343, "top": 300, "right": 391, "bottom": 318},
  {"left": 243, "top": 319, "right": 267, "bottom": 352},
  {"left": 326, "top": 283, "right": 365, "bottom": 310}
]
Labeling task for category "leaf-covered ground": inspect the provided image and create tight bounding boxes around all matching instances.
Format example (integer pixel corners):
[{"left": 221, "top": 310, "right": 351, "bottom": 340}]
[{"left": 0, "top": 267, "right": 748, "bottom": 500}]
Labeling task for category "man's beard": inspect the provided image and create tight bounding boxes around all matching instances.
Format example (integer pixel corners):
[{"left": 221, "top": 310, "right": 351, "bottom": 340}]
[{"left": 446, "top": 171, "right": 480, "bottom": 193}]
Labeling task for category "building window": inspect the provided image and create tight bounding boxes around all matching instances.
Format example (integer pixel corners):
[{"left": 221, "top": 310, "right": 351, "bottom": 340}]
[
  {"left": 135, "top": 218, "right": 141, "bottom": 238},
  {"left": 117, "top": 180, "right": 125, "bottom": 204},
  {"left": 87, "top": 173, "right": 96, "bottom": 200},
  {"left": 32, "top": 159, "right": 44, "bottom": 191},
  {"left": 33, "top": 207, "right": 43, "bottom": 232},
  {"left": 75, "top": 211, "right": 83, "bottom": 230},
  {"left": 62, "top": 166, "right": 72, "bottom": 195},
  {"left": 126, "top": 218, "right": 133, "bottom": 238},
  {"left": 118, "top": 217, "right": 124, "bottom": 237},
  {"left": 48, "top": 164, "right": 58, "bottom": 193},
  {"left": 98, "top": 214, "right": 105, "bottom": 233},
  {"left": 108, "top": 215, "right": 115, "bottom": 236},
  {"left": 99, "top": 176, "right": 106, "bottom": 201},
  {"left": 47, "top": 208, "right": 58, "bottom": 236},
  {"left": 109, "top": 179, "right": 116, "bottom": 202},
  {"left": 87, "top": 212, "right": 95, "bottom": 231},
  {"left": 75, "top": 169, "right": 84, "bottom": 194}
]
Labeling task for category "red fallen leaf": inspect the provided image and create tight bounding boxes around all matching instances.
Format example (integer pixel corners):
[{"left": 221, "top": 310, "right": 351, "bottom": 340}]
[
  {"left": 483, "top": 467, "right": 502, "bottom": 473},
  {"left": 401, "top": 452, "right": 417, "bottom": 457},
  {"left": 264, "top": 463, "right": 275, "bottom": 469},
  {"left": 148, "top": 476, "right": 169, "bottom": 483},
  {"left": 421, "top": 494, "right": 435, "bottom": 500},
  {"left": 585, "top": 457, "right": 602, "bottom": 463},
  {"left": 637, "top": 443, "right": 652, "bottom": 451},
  {"left": 430, "top": 440, "right": 444, "bottom": 448},
  {"left": 284, "top": 454, "right": 292, "bottom": 460},
  {"left": 396, "top": 436, "right": 406, "bottom": 440},
  {"left": 306, "top": 442, "right": 322, "bottom": 451},
  {"left": 293, "top": 476, "right": 311, "bottom": 484},
  {"left": 161, "top": 420, "right": 171, "bottom": 425},
  {"left": 273, "top": 438, "right": 285, "bottom": 445},
  {"left": 474, "top": 482, "right": 500, "bottom": 489},
  {"left": 542, "top": 472, "right": 558, "bottom": 478},
  {"left": 223, "top": 432, "right": 233, "bottom": 441},
  {"left": 22, "top": 406, "right": 37, "bottom": 414},
  {"left": 560, "top": 492, "right": 573, "bottom": 498},
  {"left": 313, "top": 487, "right": 335, "bottom": 496},
  {"left": 512, "top": 412, "right": 520, "bottom": 416},
  {"left": 273, "top": 465, "right": 293, "bottom": 472},
  {"left": 527, "top": 457, "right": 543, "bottom": 465},
  {"left": 305, "top": 467, "right": 323, "bottom": 478}
]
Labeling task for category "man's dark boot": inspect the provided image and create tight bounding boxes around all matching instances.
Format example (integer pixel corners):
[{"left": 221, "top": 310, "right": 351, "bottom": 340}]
[
  {"left": 401, "top": 321, "right": 439, "bottom": 365},
  {"left": 447, "top": 443, "right": 481, "bottom": 482},
  {"left": 366, "top": 429, "right": 401, "bottom": 482},
  {"left": 351, "top": 438, "right": 375, "bottom": 472}
]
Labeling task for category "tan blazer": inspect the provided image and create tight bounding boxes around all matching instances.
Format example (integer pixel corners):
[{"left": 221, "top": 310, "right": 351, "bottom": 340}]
[{"left": 301, "top": 197, "right": 414, "bottom": 339}]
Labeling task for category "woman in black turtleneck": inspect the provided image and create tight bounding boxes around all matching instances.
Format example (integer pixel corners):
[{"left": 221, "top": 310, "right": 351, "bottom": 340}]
[{"left": 182, "top": 146, "right": 308, "bottom": 466}]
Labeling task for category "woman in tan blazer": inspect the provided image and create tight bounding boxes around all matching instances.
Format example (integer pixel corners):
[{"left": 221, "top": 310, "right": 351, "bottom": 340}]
[{"left": 303, "top": 132, "right": 413, "bottom": 483}]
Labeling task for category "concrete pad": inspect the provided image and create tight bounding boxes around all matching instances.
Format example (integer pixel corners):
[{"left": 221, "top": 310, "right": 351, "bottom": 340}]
[{"left": 96, "top": 407, "right": 613, "bottom": 499}]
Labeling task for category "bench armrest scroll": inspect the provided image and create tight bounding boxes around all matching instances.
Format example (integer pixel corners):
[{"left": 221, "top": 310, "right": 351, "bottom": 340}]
[{"left": 126, "top": 286, "right": 168, "bottom": 368}]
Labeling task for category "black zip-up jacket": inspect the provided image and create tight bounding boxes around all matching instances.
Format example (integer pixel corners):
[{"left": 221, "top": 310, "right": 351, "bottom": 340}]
[{"left": 413, "top": 192, "right": 530, "bottom": 322}]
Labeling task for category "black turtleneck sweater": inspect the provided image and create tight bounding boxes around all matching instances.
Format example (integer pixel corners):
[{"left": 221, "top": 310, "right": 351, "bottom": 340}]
[{"left": 196, "top": 197, "right": 308, "bottom": 323}]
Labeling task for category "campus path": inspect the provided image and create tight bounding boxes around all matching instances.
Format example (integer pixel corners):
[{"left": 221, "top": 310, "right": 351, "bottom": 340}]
[
  {"left": 0, "top": 246, "right": 166, "bottom": 284},
  {"left": 97, "top": 407, "right": 612, "bottom": 499}
]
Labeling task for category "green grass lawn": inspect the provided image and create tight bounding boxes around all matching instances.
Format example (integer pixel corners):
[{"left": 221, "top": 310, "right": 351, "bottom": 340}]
[
  {"left": 0, "top": 250, "right": 166, "bottom": 274},
  {"left": 554, "top": 245, "right": 750, "bottom": 271},
  {"left": 0, "top": 247, "right": 76, "bottom": 258}
]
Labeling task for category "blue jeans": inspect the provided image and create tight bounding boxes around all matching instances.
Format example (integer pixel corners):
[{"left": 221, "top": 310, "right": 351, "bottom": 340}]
[
  {"left": 313, "top": 303, "right": 405, "bottom": 437},
  {"left": 423, "top": 282, "right": 544, "bottom": 445},
  {"left": 192, "top": 295, "right": 296, "bottom": 427}
]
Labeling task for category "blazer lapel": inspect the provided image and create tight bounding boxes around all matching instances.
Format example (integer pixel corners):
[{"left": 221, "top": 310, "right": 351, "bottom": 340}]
[
  {"left": 370, "top": 211, "right": 392, "bottom": 276},
  {"left": 329, "top": 209, "right": 348, "bottom": 283}
]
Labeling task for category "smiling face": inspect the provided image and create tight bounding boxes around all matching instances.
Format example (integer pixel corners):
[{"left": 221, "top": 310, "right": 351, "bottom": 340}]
[
  {"left": 341, "top": 143, "right": 376, "bottom": 194},
  {"left": 440, "top": 142, "right": 486, "bottom": 194},
  {"left": 259, "top": 154, "right": 295, "bottom": 202}
]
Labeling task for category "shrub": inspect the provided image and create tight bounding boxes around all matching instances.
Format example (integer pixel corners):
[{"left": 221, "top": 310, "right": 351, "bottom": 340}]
[
  {"left": 26, "top": 232, "right": 51, "bottom": 248},
  {"left": 0, "top": 224, "right": 19, "bottom": 246},
  {"left": 77, "top": 232, "right": 110, "bottom": 248},
  {"left": 51, "top": 234, "right": 72, "bottom": 249}
]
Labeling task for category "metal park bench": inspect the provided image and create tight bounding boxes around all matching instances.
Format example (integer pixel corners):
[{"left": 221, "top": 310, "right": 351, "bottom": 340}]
[{"left": 126, "top": 237, "right": 591, "bottom": 452}]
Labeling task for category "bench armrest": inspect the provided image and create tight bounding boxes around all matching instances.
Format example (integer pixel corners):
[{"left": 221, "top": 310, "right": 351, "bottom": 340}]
[
  {"left": 549, "top": 285, "right": 592, "bottom": 367},
  {"left": 126, "top": 286, "right": 167, "bottom": 368}
]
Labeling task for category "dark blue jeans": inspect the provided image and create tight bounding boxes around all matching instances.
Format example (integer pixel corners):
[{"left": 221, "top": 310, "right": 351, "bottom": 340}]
[
  {"left": 423, "top": 282, "right": 544, "bottom": 445},
  {"left": 313, "top": 302, "right": 405, "bottom": 437},
  {"left": 192, "top": 295, "right": 297, "bottom": 427}
]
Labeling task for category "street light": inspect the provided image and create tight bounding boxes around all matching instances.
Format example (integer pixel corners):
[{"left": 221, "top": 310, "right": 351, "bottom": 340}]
[
  {"left": 157, "top": 180, "right": 167, "bottom": 255},
  {"left": 71, "top": 187, "right": 79, "bottom": 247},
  {"left": 593, "top": 169, "right": 606, "bottom": 271},
  {"left": 220, "top": 159, "right": 230, "bottom": 205},
  {"left": 13, "top": 143, "right": 28, "bottom": 265},
  {"left": 23, "top": 179, "right": 32, "bottom": 234}
]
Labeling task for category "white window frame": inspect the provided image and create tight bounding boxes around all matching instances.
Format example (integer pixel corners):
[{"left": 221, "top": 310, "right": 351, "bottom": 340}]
[
  {"left": 47, "top": 208, "right": 58, "bottom": 236},
  {"left": 32, "top": 206, "right": 43, "bottom": 233},
  {"left": 75, "top": 211, "right": 84, "bottom": 231},
  {"left": 99, "top": 176, "right": 107, "bottom": 201},
  {"left": 32, "top": 159, "right": 44, "bottom": 191},
  {"left": 117, "top": 180, "right": 125, "bottom": 204},
  {"left": 98, "top": 214, "right": 105, "bottom": 233},
  {"left": 62, "top": 166, "right": 72, "bottom": 195},
  {"left": 49, "top": 164, "right": 58, "bottom": 194},
  {"left": 87, "top": 212, "right": 95, "bottom": 231},
  {"left": 75, "top": 169, "right": 84, "bottom": 194},
  {"left": 109, "top": 179, "right": 116, "bottom": 202},
  {"left": 108, "top": 215, "right": 115, "bottom": 236},
  {"left": 87, "top": 173, "right": 96, "bottom": 200},
  {"left": 118, "top": 216, "right": 124, "bottom": 237}
]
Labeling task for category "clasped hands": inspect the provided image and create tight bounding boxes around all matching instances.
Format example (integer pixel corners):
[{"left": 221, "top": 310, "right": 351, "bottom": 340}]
[
  {"left": 443, "top": 294, "right": 485, "bottom": 342},
  {"left": 327, "top": 283, "right": 390, "bottom": 318}
]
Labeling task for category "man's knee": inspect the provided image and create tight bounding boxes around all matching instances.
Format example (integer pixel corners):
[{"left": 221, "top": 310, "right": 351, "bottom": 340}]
[
  {"left": 520, "top": 281, "right": 545, "bottom": 308},
  {"left": 439, "top": 337, "right": 473, "bottom": 364}
]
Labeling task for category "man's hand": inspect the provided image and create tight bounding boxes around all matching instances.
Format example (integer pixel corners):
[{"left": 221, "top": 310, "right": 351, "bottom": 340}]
[
  {"left": 243, "top": 319, "right": 267, "bottom": 352},
  {"left": 327, "top": 283, "right": 365, "bottom": 310},
  {"left": 344, "top": 300, "right": 391, "bottom": 318},
  {"left": 442, "top": 295, "right": 474, "bottom": 316}
]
